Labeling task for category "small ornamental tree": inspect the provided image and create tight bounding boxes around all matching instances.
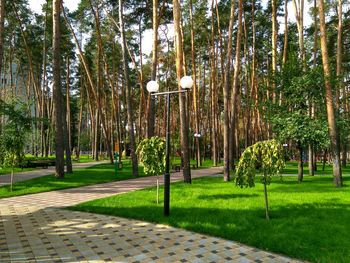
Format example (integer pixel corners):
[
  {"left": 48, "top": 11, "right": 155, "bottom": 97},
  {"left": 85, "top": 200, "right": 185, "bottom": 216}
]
[
  {"left": 137, "top": 136, "right": 166, "bottom": 204},
  {"left": 0, "top": 100, "right": 31, "bottom": 191},
  {"left": 235, "top": 140, "right": 285, "bottom": 220}
]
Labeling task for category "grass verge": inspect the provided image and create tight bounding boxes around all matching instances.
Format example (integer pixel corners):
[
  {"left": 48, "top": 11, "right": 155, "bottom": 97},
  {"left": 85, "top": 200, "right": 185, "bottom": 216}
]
[
  {"left": 0, "top": 161, "right": 146, "bottom": 198},
  {"left": 0, "top": 155, "right": 99, "bottom": 176},
  {"left": 71, "top": 175, "right": 350, "bottom": 263}
]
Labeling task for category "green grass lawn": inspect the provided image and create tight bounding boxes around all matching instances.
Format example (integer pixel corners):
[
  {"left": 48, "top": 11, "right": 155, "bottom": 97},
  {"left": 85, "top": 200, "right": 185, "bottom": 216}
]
[
  {"left": 71, "top": 175, "right": 350, "bottom": 263},
  {"left": 0, "top": 167, "right": 35, "bottom": 176},
  {"left": 174, "top": 157, "right": 219, "bottom": 169},
  {"left": 0, "top": 155, "right": 104, "bottom": 176},
  {"left": 283, "top": 161, "right": 350, "bottom": 176},
  {"left": 24, "top": 154, "right": 100, "bottom": 163},
  {"left": 0, "top": 161, "right": 146, "bottom": 198}
]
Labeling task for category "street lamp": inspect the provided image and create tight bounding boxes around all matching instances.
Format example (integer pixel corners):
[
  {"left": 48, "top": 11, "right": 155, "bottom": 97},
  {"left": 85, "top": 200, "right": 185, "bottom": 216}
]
[{"left": 147, "top": 76, "right": 193, "bottom": 216}]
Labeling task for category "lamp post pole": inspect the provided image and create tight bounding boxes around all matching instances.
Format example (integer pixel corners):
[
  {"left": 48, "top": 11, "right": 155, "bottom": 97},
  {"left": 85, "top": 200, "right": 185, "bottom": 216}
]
[
  {"left": 164, "top": 92, "right": 171, "bottom": 216},
  {"left": 147, "top": 77, "right": 193, "bottom": 216}
]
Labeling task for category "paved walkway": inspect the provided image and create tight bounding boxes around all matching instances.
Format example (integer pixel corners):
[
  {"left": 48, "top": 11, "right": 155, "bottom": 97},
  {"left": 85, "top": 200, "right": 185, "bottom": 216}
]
[
  {"left": 0, "top": 161, "right": 109, "bottom": 186},
  {"left": 0, "top": 167, "right": 302, "bottom": 263}
]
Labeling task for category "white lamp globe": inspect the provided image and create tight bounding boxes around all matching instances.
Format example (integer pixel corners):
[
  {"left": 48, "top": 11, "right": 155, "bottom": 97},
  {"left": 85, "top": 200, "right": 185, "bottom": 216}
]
[
  {"left": 180, "top": 76, "right": 193, "bottom": 89},
  {"left": 146, "top": 80, "right": 159, "bottom": 93}
]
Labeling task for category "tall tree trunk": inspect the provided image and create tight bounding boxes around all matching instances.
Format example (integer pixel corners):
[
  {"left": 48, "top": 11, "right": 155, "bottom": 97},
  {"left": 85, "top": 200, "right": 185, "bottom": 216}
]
[
  {"left": 76, "top": 80, "right": 84, "bottom": 160},
  {"left": 146, "top": 0, "right": 158, "bottom": 138},
  {"left": 318, "top": 0, "right": 342, "bottom": 187},
  {"left": 52, "top": 0, "right": 64, "bottom": 178},
  {"left": 283, "top": 0, "right": 288, "bottom": 66},
  {"left": 189, "top": 0, "right": 201, "bottom": 169},
  {"left": 137, "top": 19, "right": 146, "bottom": 141},
  {"left": 271, "top": 0, "right": 277, "bottom": 103},
  {"left": 230, "top": 0, "right": 243, "bottom": 169},
  {"left": 297, "top": 141, "right": 304, "bottom": 183},
  {"left": 336, "top": 0, "right": 345, "bottom": 167},
  {"left": 119, "top": 0, "right": 138, "bottom": 177},
  {"left": 293, "top": 0, "right": 306, "bottom": 68},
  {"left": 40, "top": 1, "right": 49, "bottom": 157},
  {"left": 210, "top": 1, "right": 218, "bottom": 166},
  {"left": 0, "top": 0, "right": 4, "bottom": 77},
  {"left": 65, "top": 57, "right": 73, "bottom": 173},
  {"left": 335, "top": 0, "right": 342, "bottom": 111},
  {"left": 94, "top": 111, "right": 100, "bottom": 160},
  {"left": 173, "top": 0, "right": 191, "bottom": 183},
  {"left": 223, "top": 0, "right": 235, "bottom": 181}
]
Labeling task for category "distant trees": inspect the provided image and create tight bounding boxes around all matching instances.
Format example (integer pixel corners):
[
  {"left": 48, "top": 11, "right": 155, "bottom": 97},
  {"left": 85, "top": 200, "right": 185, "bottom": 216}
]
[{"left": 0, "top": 0, "right": 348, "bottom": 187}]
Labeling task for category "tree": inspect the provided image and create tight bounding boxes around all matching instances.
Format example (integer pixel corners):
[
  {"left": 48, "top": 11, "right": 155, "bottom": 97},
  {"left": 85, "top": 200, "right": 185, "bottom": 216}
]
[
  {"left": 173, "top": 0, "right": 191, "bottom": 183},
  {"left": 0, "top": 100, "right": 31, "bottom": 191},
  {"left": 235, "top": 140, "right": 285, "bottom": 220},
  {"left": 146, "top": 0, "right": 158, "bottom": 138},
  {"left": 223, "top": 0, "right": 235, "bottom": 181},
  {"left": 271, "top": 66, "right": 329, "bottom": 182},
  {"left": 318, "top": 0, "right": 342, "bottom": 187},
  {"left": 119, "top": 0, "right": 138, "bottom": 177},
  {"left": 137, "top": 136, "right": 166, "bottom": 204},
  {"left": 52, "top": 0, "right": 65, "bottom": 178},
  {"left": 0, "top": 0, "right": 4, "bottom": 76},
  {"left": 230, "top": 0, "right": 243, "bottom": 165}
]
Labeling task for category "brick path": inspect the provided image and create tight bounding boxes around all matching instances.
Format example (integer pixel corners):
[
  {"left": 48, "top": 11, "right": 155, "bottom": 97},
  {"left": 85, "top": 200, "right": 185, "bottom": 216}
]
[
  {"left": 0, "top": 167, "right": 303, "bottom": 262},
  {"left": 0, "top": 161, "right": 109, "bottom": 186}
]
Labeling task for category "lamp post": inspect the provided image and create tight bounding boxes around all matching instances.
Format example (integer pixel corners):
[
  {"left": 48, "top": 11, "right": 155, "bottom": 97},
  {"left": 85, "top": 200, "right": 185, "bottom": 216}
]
[{"left": 147, "top": 76, "right": 193, "bottom": 216}]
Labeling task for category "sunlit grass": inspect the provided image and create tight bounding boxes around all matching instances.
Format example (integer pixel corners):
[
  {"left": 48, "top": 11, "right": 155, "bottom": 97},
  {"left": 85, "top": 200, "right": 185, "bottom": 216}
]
[
  {"left": 0, "top": 161, "right": 145, "bottom": 198},
  {"left": 71, "top": 175, "right": 350, "bottom": 263}
]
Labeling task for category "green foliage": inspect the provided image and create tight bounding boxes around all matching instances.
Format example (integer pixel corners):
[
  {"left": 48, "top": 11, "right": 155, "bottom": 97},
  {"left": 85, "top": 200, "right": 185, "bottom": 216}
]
[
  {"left": 272, "top": 111, "right": 329, "bottom": 150},
  {"left": 235, "top": 140, "right": 285, "bottom": 188},
  {"left": 137, "top": 136, "right": 166, "bottom": 176},
  {"left": 0, "top": 100, "right": 32, "bottom": 169},
  {"left": 270, "top": 65, "right": 330, "bottom": 150}
]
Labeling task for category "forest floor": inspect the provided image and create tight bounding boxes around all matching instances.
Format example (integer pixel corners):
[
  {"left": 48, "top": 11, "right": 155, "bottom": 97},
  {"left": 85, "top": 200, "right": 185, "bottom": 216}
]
[{"left": 71, "top": 174, "right": 350, "bottom": 263}]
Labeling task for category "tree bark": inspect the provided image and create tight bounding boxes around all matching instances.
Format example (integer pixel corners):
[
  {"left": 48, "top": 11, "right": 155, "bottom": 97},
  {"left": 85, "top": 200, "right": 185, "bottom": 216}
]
[
  {"left": 65, "top": 57, "right": 73, "bottom": 173},
  {"left": 271, "top": 0, "right": 277, "bottom": 103},
  {"left": 297, "top": 142, "right": 303, "bottom": 183},
  {"left": 318, "top": 0, "right": 342, "bottom": 187},
  {"left": 173, "top": 0, "right": 191, "bottom": 183},
  {"left": 189, "top": 0, "right": 201, "bottom": 169},
  {"left": 0, "top": 0, "right": 5, "bottom": 83},
  {"left": 230, "top": 0, "right": 243, "bottom": 168},
  {"left": 292, "top": 0, "right": 306, "bottom": 68},
  {"left": 52, "top": 0, "right": 64, "bottom": 178},
  {"left": 336, "top": 0, "right": 342, "bottom": 111},
  {"left": 146, "top": 0, "right": 158, "bottom": 138},
  {"left": 282, "top": 0, "right": 288, "bottom": 66},
  {"left": 223, "top": 0, "right": 235, "bottom": 181},
  {"left": 119, "top": 0, "right": 138, "bottom": 177}
]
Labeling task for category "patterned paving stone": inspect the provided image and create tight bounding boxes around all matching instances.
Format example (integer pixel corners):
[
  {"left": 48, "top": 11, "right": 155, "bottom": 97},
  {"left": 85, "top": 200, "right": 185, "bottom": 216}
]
[
  {"left": 0, "top": 205, "right": 304, "bottom": 263},
  {"left": 0, "top": 167, "right": 305, "bottom": 262}
]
